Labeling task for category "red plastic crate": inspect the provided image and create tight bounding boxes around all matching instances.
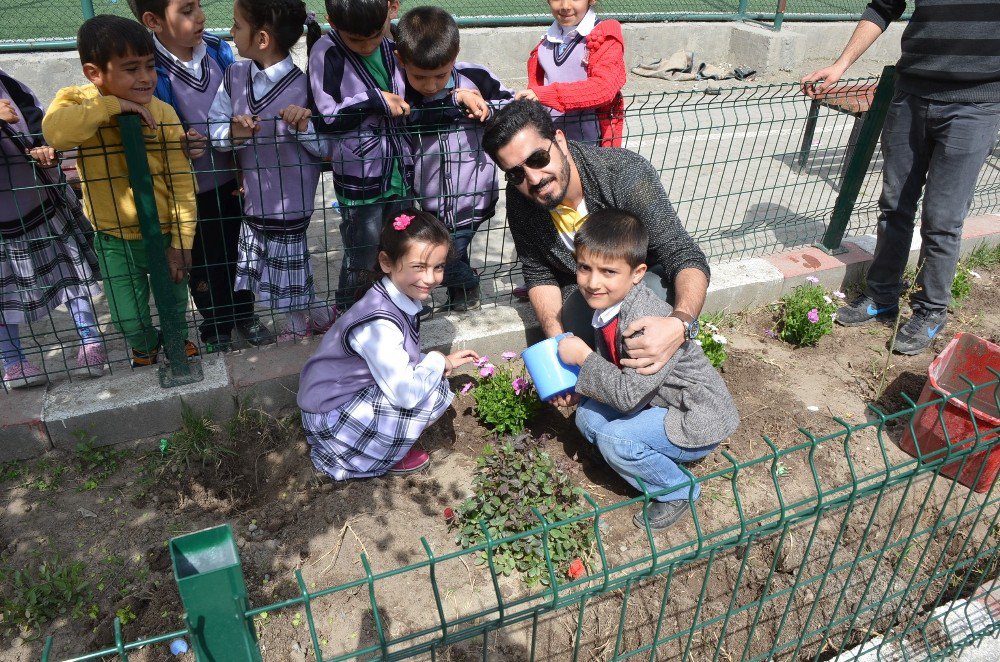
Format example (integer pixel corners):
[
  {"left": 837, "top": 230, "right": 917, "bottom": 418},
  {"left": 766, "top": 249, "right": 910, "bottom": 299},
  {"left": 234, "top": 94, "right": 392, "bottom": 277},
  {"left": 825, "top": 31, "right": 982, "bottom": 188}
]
[{"left": 898, "top": 333, "right": 1000, "bottom": 493}]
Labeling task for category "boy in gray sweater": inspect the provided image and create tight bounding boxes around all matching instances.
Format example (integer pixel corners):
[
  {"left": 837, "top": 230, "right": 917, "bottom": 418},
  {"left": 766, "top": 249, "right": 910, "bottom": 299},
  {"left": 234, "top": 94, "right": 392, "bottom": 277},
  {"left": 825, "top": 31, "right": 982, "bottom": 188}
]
[{"left": 558, "top": 209, "right": 740, "bottom": 530}]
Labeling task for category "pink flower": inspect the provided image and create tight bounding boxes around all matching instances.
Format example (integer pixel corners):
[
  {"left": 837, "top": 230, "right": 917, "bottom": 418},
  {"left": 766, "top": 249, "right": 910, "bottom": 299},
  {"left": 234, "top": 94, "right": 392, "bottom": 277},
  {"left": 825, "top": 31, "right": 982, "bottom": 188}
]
[
  {"left": 474, "top": 356, "right": 490, "bottom": 368},
  {"left": 501, "top": 351, "right": 517, "bottom": 361},
  {"left": 392, "top": 213, "right": 415, "bottom": 230},
  {"left": 807, "top": 308, "right": 820, "bottom": 324},
  {"left": 444, "top": 507, "right": 456, "bottom": 522},
  {"left": 806, "top": 276, "right": 819, "bottom": 284},
  {"left": 512, "top": 377, "right": 527, "bottom": 395},
  {"left": 460, "top": 382, "right": 474, "bottom": 395},
  {"left": 568, "top": 558, "right": 586, "bottom": 580},
  {"left": 479, "top": 364, "right": 495, "bottom": 378}
]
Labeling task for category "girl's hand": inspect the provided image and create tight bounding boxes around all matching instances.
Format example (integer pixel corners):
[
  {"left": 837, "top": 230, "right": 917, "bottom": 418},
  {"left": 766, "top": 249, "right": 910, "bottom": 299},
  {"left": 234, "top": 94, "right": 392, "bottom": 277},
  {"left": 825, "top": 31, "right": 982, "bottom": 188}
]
[
  {"left": 231, "top": 114, "right": 260, "bottom": 143},
  {"left": 165, "top": 247, "right": 192, "bottom": 284},
  {"left": 558, "top": 335, "right": 592, "bottom": 367},
  {"left": 118, "top": 99, "right": 157, "bottom": 129},
  {"left": 279, "top": 105, "right": 312, "bottom": 132},
  {"left": 454, "top": 89, "right": 489, "bottom": 122},
  {"left": 0, "top": 99, "right": 19, "bottom": 123},
  {"left": 28, "top": 146, "right": 58, "bottom": 168},
  {"left": 514, "top": 89, "right": 538, "bottom": 102},
  {"left": 381, "top": 92, "right": 410, "bottom": 118},
  {"left": 181, "top": 127, "right": 208, "bottom": 159},
  {"left": 443, "top": 349, "right": 480, "bottom": 376}
]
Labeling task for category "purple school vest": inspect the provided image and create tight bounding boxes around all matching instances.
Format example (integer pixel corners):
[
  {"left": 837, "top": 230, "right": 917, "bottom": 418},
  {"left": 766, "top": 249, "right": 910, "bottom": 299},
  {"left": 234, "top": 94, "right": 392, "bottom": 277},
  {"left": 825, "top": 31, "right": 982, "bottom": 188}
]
[
  {"left": 297, "top": 279, "right": 422, "bottom": 414},
  {"left": 0, "top": 71, "right": 49, "bottom": 232},
  {"left": 536, "top": 35, "right": 601, "bottom": 144},
  {"left": 154, "top": 47, "right": 236, "bottom": 193},
  {"left": 224, "top": 61, "right": 321, "bottom": 229}
]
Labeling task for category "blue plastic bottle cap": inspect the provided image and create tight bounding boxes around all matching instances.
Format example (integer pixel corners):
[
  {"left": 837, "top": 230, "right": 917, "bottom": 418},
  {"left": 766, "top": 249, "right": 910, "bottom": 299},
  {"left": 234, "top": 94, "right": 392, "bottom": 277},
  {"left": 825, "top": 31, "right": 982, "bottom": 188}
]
[{"left": 169, "top": 639, "right": 189, "bottom": 655}]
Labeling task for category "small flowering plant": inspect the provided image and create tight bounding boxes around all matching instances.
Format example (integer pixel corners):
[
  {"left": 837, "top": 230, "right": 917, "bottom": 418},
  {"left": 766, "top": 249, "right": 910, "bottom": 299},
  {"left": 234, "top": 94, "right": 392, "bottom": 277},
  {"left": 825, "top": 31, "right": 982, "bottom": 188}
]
[
  {"left": 694, "top": 319, "right": 728, "bottom": 369},
  {"left": 776, "top": 277, "right": 842, "bottom": 347},
  {"left": 464, "top": 352, "right": 539, "bottom": 436}
]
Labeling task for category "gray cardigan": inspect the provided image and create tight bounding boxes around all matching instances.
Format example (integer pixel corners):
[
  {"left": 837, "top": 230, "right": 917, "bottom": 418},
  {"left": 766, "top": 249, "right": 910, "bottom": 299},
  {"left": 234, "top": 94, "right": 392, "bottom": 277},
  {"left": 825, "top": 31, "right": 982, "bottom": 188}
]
[{"left": 575, "top": 284, "right": 740, "bottom": 449}]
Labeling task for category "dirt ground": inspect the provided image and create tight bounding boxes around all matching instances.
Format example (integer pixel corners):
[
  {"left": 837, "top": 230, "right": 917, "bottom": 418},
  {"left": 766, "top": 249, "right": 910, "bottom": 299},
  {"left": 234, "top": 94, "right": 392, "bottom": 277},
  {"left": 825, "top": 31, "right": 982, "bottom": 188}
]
[{"left": 2, "top": 265, "right": 998, "bottom": 662}]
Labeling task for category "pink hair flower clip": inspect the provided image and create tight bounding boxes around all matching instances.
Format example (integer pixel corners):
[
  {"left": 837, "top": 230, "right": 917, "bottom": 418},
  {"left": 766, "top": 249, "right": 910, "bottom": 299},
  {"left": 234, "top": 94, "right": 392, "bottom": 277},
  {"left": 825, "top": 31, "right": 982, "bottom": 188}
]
[{"left": 393, "top": 213, "right": 415, "bottom": 231}]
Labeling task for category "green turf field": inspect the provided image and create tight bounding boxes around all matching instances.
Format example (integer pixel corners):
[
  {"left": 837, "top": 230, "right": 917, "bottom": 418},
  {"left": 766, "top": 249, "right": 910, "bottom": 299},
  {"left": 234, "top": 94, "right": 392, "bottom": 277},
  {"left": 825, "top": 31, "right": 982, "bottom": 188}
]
[{"left": 0, "top": 0, "right": 868, "bottom": 45}]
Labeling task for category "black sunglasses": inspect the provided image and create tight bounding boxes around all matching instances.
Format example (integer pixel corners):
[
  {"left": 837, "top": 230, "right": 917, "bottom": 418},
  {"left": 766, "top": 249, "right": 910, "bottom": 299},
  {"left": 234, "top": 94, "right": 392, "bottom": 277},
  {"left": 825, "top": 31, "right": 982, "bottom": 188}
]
[{"left": 503, "top": 141, "right": 554, "bottom": 185}]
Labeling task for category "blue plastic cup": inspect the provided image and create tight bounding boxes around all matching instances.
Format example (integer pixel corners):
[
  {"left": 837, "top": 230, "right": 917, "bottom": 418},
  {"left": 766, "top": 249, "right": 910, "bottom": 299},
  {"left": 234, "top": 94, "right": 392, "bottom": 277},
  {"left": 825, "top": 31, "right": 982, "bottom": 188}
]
[{"left": 521, "top": 333, "right": 580, "bottom": 401}]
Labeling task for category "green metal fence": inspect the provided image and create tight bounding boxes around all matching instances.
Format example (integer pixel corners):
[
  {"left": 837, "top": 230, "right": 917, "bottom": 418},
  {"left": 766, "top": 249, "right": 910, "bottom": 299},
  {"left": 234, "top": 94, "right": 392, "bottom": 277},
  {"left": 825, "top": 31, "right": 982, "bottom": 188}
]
[
  {"left": 38, "top": 372, "right": 1000, "bottom": 660},
  {"left": 0, "top": 1, "right": 875, "bottom": 49}
]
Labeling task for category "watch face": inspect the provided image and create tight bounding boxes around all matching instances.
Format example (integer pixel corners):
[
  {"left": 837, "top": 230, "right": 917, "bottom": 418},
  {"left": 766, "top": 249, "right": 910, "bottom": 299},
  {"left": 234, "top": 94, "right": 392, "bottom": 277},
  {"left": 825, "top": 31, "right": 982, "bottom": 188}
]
[{"left": 688, "top": 318, "right": 700, "bottom": 340}]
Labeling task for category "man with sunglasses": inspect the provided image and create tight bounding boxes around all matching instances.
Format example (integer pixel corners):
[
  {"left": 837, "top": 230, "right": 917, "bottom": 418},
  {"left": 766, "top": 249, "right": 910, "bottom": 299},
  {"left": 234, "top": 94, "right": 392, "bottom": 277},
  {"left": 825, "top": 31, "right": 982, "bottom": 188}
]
[{"left": 484, "top": 100, "right": 710, "bottom": 405}]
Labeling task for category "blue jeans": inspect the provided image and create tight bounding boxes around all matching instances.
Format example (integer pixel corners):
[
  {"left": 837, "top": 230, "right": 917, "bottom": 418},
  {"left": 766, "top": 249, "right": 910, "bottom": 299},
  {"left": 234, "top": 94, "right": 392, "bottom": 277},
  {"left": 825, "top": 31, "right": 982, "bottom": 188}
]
[
  {"left": 575, "top": 398, "right": 716, "bottom": 502},
  {"left": 866, "top": 93, "right": 1000, "bottom": 313},
  {"left": 442, "top": 227, "right": 479, "bottom": 290}
]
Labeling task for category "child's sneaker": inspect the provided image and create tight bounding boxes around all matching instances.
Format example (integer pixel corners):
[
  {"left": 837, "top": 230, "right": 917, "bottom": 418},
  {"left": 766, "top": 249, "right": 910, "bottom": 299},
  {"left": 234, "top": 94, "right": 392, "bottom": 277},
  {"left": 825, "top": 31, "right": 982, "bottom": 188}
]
[
  {"left": 75, "top": 342, "right": 106, "bottom": 377},
  {"left": 131, "top": 340, "right": 198, "bottom": 368},
  {"left": 309, "top": 306, "right": 339, "bottom": 335},
  {"left": 203, "top": 333, "right": 234, "bottom": 354},
  {"left": 3, "top": 361, "right": 48, "bottom": 389},
  {"left": 387, "top": 446, "right": 431, "bottom": 475}
]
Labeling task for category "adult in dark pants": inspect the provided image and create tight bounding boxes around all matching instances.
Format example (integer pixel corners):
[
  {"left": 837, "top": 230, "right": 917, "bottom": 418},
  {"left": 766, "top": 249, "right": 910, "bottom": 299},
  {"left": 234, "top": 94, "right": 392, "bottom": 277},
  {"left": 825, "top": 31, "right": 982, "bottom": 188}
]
[
  {"left": 802, "top": 0, "right": 1000, "bottom": 355},
  {"left": 483, "top": 99, "right": 710, "bottom": 405}
]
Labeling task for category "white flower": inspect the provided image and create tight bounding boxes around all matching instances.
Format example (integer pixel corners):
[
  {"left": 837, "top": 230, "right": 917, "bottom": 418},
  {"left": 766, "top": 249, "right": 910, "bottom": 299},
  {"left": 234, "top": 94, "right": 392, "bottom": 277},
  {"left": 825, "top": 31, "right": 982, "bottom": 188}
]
[
  {"left": 806, "top": 276, "right": 820, "bottom": 284},
  {"left": 830, "top": 312, "right": 837, "bottom": 321},
  {"left": 693, "top": 339, "right": 703, "bottom": 346},
  {"left": 823, "top": 295, "right": 832, "bottom": 304},
  {"left": 969, "top": 270, "right": 981, "bottom": 279},
  {"left": 833, "top": 290, "right": 846, "bottom": 299},
  {"left": 712, "top": 334, "right": 728, "bottom": 345},
  {"left": 705, "top": 323, "right": 719, "bottom": 333}
]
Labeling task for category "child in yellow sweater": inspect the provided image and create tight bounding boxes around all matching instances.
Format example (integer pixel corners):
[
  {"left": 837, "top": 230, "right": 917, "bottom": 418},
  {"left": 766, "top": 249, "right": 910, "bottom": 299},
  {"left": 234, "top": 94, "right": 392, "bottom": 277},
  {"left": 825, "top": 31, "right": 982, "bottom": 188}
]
[{"left": 43, "top": 15, "right": 198, "bottom": 367}]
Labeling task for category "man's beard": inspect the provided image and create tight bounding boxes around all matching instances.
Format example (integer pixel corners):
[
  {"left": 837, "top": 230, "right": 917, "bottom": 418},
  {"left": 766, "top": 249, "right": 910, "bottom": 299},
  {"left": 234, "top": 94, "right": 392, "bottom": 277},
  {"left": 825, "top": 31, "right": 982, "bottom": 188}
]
[{"left": 529, "top": 147, "right": 571, "bottom": 210}]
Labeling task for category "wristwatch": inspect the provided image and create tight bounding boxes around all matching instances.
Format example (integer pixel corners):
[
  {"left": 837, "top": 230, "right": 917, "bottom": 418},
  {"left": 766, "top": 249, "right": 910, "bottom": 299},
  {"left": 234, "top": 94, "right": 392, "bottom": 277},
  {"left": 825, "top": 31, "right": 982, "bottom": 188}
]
[{"left": 670, "top": 311, "right": 700, "bottom": 341}]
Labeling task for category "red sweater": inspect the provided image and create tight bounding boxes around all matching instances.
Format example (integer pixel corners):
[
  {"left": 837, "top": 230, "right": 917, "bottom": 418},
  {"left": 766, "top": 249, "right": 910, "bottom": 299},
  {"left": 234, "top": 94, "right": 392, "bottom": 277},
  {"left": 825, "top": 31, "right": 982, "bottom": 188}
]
[{"left": 527, "top": 19, "right": 626, "bottom": 148}]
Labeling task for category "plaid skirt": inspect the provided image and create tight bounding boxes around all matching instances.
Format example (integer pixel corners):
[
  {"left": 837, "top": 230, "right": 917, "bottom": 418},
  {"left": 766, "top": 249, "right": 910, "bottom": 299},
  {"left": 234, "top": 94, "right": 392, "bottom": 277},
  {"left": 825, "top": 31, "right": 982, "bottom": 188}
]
[
  {"left": 234, "top": 224, "right": 315, "bottom": 312},
  {"left": 302, "top": 380, "right": 454, "bottom": 480},
  {"left": 0, "top": 193, "right": 102, "bottom": 325}
]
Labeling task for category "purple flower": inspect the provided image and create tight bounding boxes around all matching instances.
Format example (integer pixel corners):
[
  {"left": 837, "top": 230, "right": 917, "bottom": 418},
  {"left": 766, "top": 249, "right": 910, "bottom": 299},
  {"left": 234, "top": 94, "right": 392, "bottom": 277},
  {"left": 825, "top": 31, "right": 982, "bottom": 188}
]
[
  {"left": 501, "top": 351, "right": 517, "bottom": 361},
  {"left": 806, "top": 276, "right": 820, "bottom": 284},
  {"left": 474, "top": 356, "right": 490, "bottom": 368},
  {"left": 460, "top": 382, "right": 474, "bottom": 395},
  {"left": 807, "top": 308, "right": 820, "bottom": 324},
  {"left": 764, "top": 329, "right": 777, "bottom": 338},
  {"left": 512, "top": 377, "right": 527, "bottom": 395},
  {"left": 480, "top": 364, "right": 495, "bottom": 378}
]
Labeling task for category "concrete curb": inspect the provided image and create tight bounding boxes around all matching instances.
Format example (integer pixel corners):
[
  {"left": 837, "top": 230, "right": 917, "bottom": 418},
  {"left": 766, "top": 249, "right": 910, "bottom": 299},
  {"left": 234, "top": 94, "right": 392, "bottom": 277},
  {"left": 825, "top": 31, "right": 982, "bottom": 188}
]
[{"left": 1, "top": 214, "right": 998, "bottom": 461}]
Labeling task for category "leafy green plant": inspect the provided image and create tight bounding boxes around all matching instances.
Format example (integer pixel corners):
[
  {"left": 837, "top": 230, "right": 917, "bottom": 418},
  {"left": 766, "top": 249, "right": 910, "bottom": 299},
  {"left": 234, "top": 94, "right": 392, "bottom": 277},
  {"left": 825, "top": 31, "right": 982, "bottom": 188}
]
[
  {"left": 115, "top": 606, "right": 137, "bottom": 625},
  {"left": 1, "top": 551, "right": 94, "bottom": 637},
  {"left": 164, "top": 401, "right": 231, "bottom": 468},
  {"left": 0, "top": 462, "right": 25, "bottom": 484},
  {"left": 450, "top": 434, "right": 593, "bottom": 586},
  {"left": 951, "top": 263, "right": 976, "bottom": 304},
  {"left": 777, "top": 279, "right": 840, "bottom": 347},
  {"left": 467, "top": 353, "right": 538, "bottom": 436},
  {"left": 31, "top": 458, "right": 67, "bottom": 493},
  {"left": 695, "top": 319, "right": 728, "bottom": 369},
  {"left": 75, "top": 432, "right": 128, "bottom": 491}
]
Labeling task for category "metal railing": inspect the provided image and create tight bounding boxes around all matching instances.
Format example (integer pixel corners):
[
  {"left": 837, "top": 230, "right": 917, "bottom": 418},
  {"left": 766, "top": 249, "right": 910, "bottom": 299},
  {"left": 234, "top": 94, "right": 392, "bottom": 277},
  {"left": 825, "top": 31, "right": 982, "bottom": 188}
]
[{"left": 39, "top": 373, "right": 1000, "bottom": 660}]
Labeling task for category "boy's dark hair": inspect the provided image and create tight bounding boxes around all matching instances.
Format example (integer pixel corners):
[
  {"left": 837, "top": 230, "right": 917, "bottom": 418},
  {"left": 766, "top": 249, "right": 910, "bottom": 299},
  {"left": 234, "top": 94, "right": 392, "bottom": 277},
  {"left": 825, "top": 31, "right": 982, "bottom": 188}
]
[
  {"left": 326, "top": 0, "right": 388, "bottom": 37},
  {"left": 77, "top": 15, "right": 154, "bottom": 68},
  {"left": 237, "top": 0, "right": 312, "bottom": 54},
  {"left": 574, "top": 209, "right": 649, "bottom": 269},
  {"left": 395, "top": 6, "right": 460, "bottom": 70},
  {"left": 483, "top": 99, "right": 555, "bottom": 162},
  {"left": 125, "top": 0, "right": 169, "bottom": 21}
]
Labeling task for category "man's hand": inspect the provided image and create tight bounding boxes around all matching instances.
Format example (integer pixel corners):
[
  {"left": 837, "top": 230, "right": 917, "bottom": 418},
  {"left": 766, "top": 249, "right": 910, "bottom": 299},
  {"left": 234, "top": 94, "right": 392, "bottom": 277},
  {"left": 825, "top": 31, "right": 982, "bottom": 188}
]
[
  {"left": 800, "top": 63, "right": 848, "bottom": 98},
  {"left": 231, "top": 114, "right": 260, "bottom": 143},
  {"left": 28, "top": 146, "right": 58, "bottom": 168},
  {"left": 558, "top": 334, "right": 592, "bottom": 367},
  {"left": 0, "top": 99, "right": 19, "bottom": 123},
  {"left": 454, "top": 88, "right": 489, "bottom": 122},
  {"left": 620, "top": 316, "right": 685, "bottom": 375},
  {"left": 117, "top": 99, "right": 157, "bottom": 129},
  {"left": 279, "top": 104, "right": 312, "bottom": 132},
  {"left": 514, "top": 89, "right": 538, "bottom": 102},
  {"left": 181, "top": 127, "right": 208, "bottom": 159},
  {"left": 166, "top": 247, "right": 192, "bottom": 284},
  {"left": 381, "top": 92, "right": 410, "bottom": 118}
]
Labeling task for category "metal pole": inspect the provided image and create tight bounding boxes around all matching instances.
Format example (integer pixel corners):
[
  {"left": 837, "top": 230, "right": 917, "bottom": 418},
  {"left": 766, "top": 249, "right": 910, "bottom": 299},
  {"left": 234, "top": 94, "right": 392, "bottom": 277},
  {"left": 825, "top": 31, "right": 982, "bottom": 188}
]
[
  {"left": 774, "top": 0, "right": 788, "bottom": 31},
  {"left": 817, "top": 65, "right": 896, "bottom": 255},
  {"left": 81, "top": 0, "right": 95, "bottom": 20},
  {"left": 737, "top": 0, "right": 750, "bottom": 20}
]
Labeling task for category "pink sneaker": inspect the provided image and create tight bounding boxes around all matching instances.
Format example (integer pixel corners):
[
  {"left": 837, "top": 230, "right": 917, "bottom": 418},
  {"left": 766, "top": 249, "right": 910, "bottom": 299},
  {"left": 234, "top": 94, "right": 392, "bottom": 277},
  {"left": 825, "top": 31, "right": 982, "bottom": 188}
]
[
  {"left": 513, "top": 285, "right": 529, "bottom": 301},
  {"left": 387, "top": 446, "right": 431, "bottom": 475},
  {"left": 3, "top": 360, "right": 48, "bottom": 389},
  {"left": 277, "top": 329, "right": 313, "bottom": 343},
  {"left": 310, "top": 306, "right": 339, "bottom": 335},
  {"left": 76, "top": 342, "right": 106, "bottom": 378}
]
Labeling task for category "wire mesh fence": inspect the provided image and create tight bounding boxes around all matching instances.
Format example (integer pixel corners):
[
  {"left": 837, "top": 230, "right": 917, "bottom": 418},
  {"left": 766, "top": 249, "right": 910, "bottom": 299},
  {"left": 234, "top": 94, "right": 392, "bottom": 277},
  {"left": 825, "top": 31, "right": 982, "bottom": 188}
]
[
  {"left": 3, "top": 75, "right": 1000, "bottom": 390},
  {"left": 0, "top": 1, "right": 877, "bottom": 47},
  {"left": 40, "top": 372, "right": 1000, "bottom": 661}
]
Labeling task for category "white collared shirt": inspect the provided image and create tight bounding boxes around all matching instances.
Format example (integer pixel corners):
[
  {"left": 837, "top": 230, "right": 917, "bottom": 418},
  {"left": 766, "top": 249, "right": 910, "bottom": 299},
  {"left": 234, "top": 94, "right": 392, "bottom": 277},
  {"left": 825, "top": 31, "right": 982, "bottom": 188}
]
[
  {"left": 591, "top": 301, "right": 624, "bottom": 329},
  {"left": 545, "top": 9, "right": 597, "bottom": 53},
  {"left": 207, "top": 55, "right": 326, "bottom": 157},
  {"left": 154, "top": 35, "right": 207, "bottom": 77},
  {"left": 348, "top": 277, "right": 447, "bottom": 409}
]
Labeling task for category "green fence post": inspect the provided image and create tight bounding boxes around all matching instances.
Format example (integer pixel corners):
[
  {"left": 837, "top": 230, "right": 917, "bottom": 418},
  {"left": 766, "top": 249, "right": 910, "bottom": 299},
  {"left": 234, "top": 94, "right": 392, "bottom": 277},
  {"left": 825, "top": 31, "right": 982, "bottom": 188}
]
[
  {"left": 817, "top": 65, "right": 896, "bottom": 254},
  {"left": 773, "top": 0, "right": 787, "bottom": 30},
  {"left": 81, "top": 0, "right": 95, "bottom": 20},
  {"left": 169, "top": 524, "right": 262, "bottom": 662},
  {"left": 118, "top": 113, "right": 203, "bottom": 387},
  {"left": 737, "top": 0, "right": 749, "bottom": 20}
]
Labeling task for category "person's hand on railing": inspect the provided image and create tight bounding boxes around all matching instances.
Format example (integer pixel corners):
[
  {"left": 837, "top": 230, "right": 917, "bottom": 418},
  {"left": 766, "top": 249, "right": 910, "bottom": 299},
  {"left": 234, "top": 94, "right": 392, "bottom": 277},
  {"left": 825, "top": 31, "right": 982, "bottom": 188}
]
[
  {"left": 278, "top": 104, "right": 313, "bottom": 132},
  {"left": 117, "top": 99, "right": 157, "bottom": 130},
  {"left": 230, "top": 114, "right": 260, "bottom": 145},
  {"left": 165, "top": 246, "right": 192, "bottom": 284},
  {"left": 514, "top": 89, "right": 538, "bottom": 102},
  {"left": 800, "top": 63, "right": 848, "bottom": 98},
  {"left": 381, "top": 92, "right": 411, "bottom": 118},
  {"left": 0, "top": 99, "right": 18, "bottom": 123},
  {"left": 28, "top": 146, "right": 58, "bottom": 168},
  {"left": 181, "top": 127, "right": 208, "bottom": 159},
  {"left": 454, "top": 88, "right": 490, "bottom": 122}
]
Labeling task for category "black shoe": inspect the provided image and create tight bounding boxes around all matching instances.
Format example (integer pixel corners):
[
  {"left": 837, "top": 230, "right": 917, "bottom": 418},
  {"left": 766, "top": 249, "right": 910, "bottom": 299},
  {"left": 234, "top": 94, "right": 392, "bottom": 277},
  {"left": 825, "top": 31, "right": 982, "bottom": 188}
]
[
  {"left": 203, "top": 333, "right": 234, "bottom": 354},
  {"left": 893, "top": 309, "right": 947, "bottom": 355},
  {"left": 418, "top": 304, "right": 434, "bottom": 320},
  {"left": 836, "top": 295, "right": 898, "bottom": 327},
  {"left": 447, "top": 285, "right": 481, "bottom": 313},
  {"left": 235, "top": 316, "right": 275, "bottom": 346},
  {"left": 633, "top": 501, "right": 690, "bottom": 530}
]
